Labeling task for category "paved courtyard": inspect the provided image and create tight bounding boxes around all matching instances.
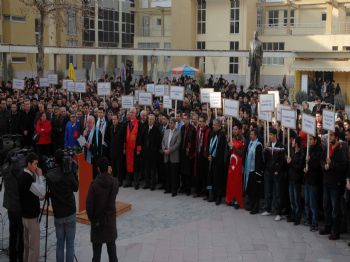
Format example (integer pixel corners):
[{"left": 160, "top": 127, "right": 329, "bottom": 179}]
[{"left": 0, "top": 188, "right": 349, "bottom": 262}]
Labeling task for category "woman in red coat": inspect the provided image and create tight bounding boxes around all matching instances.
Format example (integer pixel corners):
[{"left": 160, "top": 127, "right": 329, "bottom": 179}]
[
  {"left": 35, "top": 112, "right": 52, "bottom": 157},
  {"left": 226, "top": 122, "right": 245, "bottom": 208}
]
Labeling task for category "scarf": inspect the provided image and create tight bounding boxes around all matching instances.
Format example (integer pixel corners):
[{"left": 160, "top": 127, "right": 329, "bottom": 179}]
[
  {"left": 209, "top": 134, "right": 219, "bottom": 158},
  {"left": 244, "top": 139, "right": 261, "bottom": 191},
  {"left": 86, "top": 128, "right": 99, "bottom": 163}
]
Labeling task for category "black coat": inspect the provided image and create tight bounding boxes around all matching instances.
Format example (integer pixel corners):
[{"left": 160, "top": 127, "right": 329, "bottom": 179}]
[
  {"left": 0, "top": 109, "right": 9, "bottom": 135},
  {"left": 9, "top": 112, "right": 21, "bottom": 134},
  {"left": 287, "top": 149, "right": 305, "bottom": 184},
  {"left": 180, "top": 124, "right": 196, "bottom": 174},
  {"left": 305, "top": 144, "right": 322, "bottom": 185},
  {"left": 264, "top": 141, "right": 286, "bottom": 175},
  {"left": 142, "top": 125, "right": 161, "bottom": 163},
  {"left": 19, "top": 110, "right": 35, "bottom": 146},
  {"left": 86, "top": 172, "right": 119, "bottom": 243},
  {"left": 109, "top": 124, "right": 124, "bottom": 178}
]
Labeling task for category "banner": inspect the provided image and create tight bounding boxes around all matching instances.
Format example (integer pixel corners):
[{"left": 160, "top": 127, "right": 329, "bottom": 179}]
[
  {"left": 223, "top": 99, "right": 239, "bottom": 118},
  {"left": 13, "top": 79, "right": 25, "bottom": 90},
  {"left": 258, "top": 111, "right": 272, "bottom": 122},
  {"left": 302, "top": 113, "right": 316, "bottom": 136},
  {"left": 97, "top": 82, "right": 111, "bottom": 96},
  {"left": 209, "top": 92, "right": 222, "bottom": 109},
  {"left": 154, "top": 85, "right": 165, "bottom": 97},
  {"left": 48, "top": 74, "right": 58, "bottom": 85},
  {"left": 260, "top": 94, "right": 275, "bottom": 112},
  {"left": 67, "top": 81, "right": 75, "bottom": 92},
  {"left": 39, "top": 78, "right": 49, "bottom": 88},
  {"left": 170, "top": 86, "right": 184, "bottom": 101},
  {"left": 146, "top": 84, "right": 155, "bottom": 94},
  {"left": 281, "top": 109, "right": 296, "bottom": 129},
  {"left": 75, "top": 82, "right": 86, "bottom": 93},
  {"left": 277, "top": 104, "right": 291, "bottom": 121},
  {"left": 163, "top": 95, "right": 172, "bottom": 109},
  {"left": 122, "top": 96, "right": 134, "bottom": 109},
  {"left": 200, "top": 88, "right": 214, "bottom": 103},
  {"left": 322, "top": 109, "right": 335, "bottom": 132},
  {"left": 138, "top": 92, "right": 153, "bottom": 106}
]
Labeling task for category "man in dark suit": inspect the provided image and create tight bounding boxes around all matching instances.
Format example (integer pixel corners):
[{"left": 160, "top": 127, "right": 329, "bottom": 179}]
[
  {"left": 162, "top": 118, "right": 181, "bottom": 196},
  {"left": 96, "top": 107, "right": 109, "bottom": 158},
  {"left": 179, "top": 113, "right": 196, "bottom": 195},
  {"left": 84, "top": 116, "right": 103, "bottom": 179},
  {"left": 143, "top": 114, "right": 161, "bottom": 190},
  {"left": 109, "top": 114, "right": 124, "bottom": 184},
  {"left": 79, "top": 103, "right": 91, "bottom": 133},
  {"left": 19, "top": 100, "right": 35, "bottom": 148}
]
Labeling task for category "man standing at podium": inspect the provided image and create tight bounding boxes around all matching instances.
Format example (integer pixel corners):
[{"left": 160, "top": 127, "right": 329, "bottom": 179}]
[
  {"left": 84, "top": 116, "right": 103, "bottom": 179},
  {"left": 123, "top": 107, "right": 142, "bottom": 189}
]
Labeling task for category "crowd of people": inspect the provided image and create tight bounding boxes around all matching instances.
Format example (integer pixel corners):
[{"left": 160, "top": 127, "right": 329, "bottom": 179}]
[{"left": 0, "top": 73, "right": 350, "bottom": 262}]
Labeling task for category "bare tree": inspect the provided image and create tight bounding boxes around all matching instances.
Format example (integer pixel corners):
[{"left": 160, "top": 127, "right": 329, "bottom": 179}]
[{"left": 19, "top": 0, "right": 87, "bottom": 77}]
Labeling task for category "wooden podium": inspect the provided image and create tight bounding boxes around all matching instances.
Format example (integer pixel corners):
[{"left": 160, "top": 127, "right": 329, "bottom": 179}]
[{"left": 46, "top": 153, "right": 132, "bottom": 225}]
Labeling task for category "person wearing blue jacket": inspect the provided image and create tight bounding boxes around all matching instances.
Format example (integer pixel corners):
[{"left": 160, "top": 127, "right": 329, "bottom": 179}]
[{"left": 64, "top": 114, "right": 80, "bottom": 148}]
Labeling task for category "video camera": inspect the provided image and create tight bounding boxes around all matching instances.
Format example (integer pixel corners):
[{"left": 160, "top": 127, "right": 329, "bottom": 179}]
[{"left": 43, "top": 147, "right": 80, "bottom": 174}]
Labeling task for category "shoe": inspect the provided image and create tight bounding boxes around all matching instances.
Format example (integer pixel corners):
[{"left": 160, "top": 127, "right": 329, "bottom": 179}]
[
  {"left": 274, "top": 215, "right": 281, "bottom": 221},
  {"left": 158, "top": 185, "right": 165, "bottom": 190},
  {"left": 123, "top": 183, "right": 131, "bottom": 188},
  {"left": 208, "top": 190, "right": 214, "bottom": 202},
  {"left": 328, "top": 233, "right": 339, "bottom": 240},
  {"left": 319, "top": 227, "right": 331, "bottom": 235},
  {"left": 134, "top": 185, "right": 139, "bottom": 190},
  {"left": 303, "top": 221, "right": 311, "bottom": 227},
  {"left": 215, "top": 198, "right": 222, "bottom": 206},
  {"left": 186, "top": 191, "right": 191, "bottom": 196},
  {"left": 287, "top": 217, "right": 295, "bottom": 223},
  {"left": 172, "top": 193, "right": 177, "bottom": 197},
  {"left": 250, "top": 210, "right": 258, "bottom": 215},
  {"left": 193, "top": 193, "right": 201, "bottom": 198},
  {"left": 203, "top": 195, "right": 208, "bottom": 201},
  {"left": 178, "top": 188, "right": 185, "bottom": 194},
  {"left": 310, "top": 225, "right": 318, "bottom": 232},
  {"left": 261, "top": 211, "right": 271, "bottom": 216},
  {"left": 294, "top": 220, "right": 300, "bottom": 226},
  {"left": 164, "top": 190, "right": 170, "bottom": 194},
  {"left": 150, "top": 187, "right": 155, "bottom": 191},
  {"left": 143, "top": 185, "right": 150, "bottom": 189}
]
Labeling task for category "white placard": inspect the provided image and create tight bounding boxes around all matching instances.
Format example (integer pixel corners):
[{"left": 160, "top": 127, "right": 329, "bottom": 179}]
[
  {"left": 122, "top": 96, "right": 134, "bottom": 109},
  {"left": 223, "top": 99, "right": 239, "bottom": 118},
  {"left": 62, "top": 79, "right": 73, "bottom": 89},
  {"left": 259, "top": 111, "right": 272, "bottom": 122},
  {"left": 302, "top": 113, "right": 316, "bottom": 136},
  {"left": 13, "top": 79, "right": 25, "bottom": 90},
  {"left": 200, "top": 88, "right": 214, "bottom": 103},
  {"left": 48, "top": 74, "right": 58, "bottom": 85},
  {"left": 97, "top": 82, "right": 111, "bottom": 96},
  {"left": 170, "top": 86, "right": 184, "bottom": 101},
  {"left": 259, "top": 94, "right": 275, "bottom": 112},
  {"left": 209, "top": 92, "right": 222, "bottom": 109},
  {"left": 281, "top": 109, "right": 296, "bottom": 129},
  {"left": 75, "top": 82, "right": 86, "bottom": 93},
  {"left": 138, "top": 92, "right": 153, "bottom": 106},
  {"left": 67, "top": 81, "right": 75, "bottom": 92},
  {"left": 322, "top": 109, "right": 335, "bottom": 132},
  {"left": 134, "top": 90, "right": 139, "bottom": 102},
  {"left": 146, "top": 84, "right": 155, "bottom": 94},
  {"left": 301, "top": 74, "right": 308, "bottom": 93},
  {"left": 164, "top": 85, "right": 170, "bottom": 96},
  {"left": 163, "top": 96, "right": 172, "bottom": 109},
  {"left": 39, "top": 78, "right": 49, "bottom": 88},
  {"left": 277, "top": 104, "right": 291, "bottom": 121},
  {"left": 268, "top": 90, "right": 280, "bottom": 108},
  {"left": 155, "top": 85, "right": 165, "bottom": 97}
]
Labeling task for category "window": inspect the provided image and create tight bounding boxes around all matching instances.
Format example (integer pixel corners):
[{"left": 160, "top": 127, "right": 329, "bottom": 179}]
[
  {"left": 197, "top": 41, "right": 206, "bottom": 50},
  {"left": 343, "top": 46, "right": 350, "bottom": 51},
  {"left": 138, "top": 42, "right": 160, "bottom": 63},
  {"left": 268, "top": 10, "right": 279, "bottom": 27},
  {"left": 164, "top": 42, "right": 171, "bottom": 64},
  {"left": 346, "top": 11, "right": 350, "bottom": 17},
  {"left": 35, "top": 19, "right": 40, "bottom": 46},
  {"left": 142, "top": 0, "right": 150, "bottom": 8},
  {"left": 197, "top": 0, "right": 206, "bottom": 34},
  {"left": 11, "top": 57, "right": 27, "bottom": 64},
  {"left": 67, "top": 8, "right": 77, "bottom": 35},
  {"left": 283, "top": 9, "right": 294, "bottom": 26},
  {"left": 142, "top": 16, "right": 150, "bottom": 36},
  {"left": 230, "top": 0, "right": 240, "bottom": 34},
  {"left": 229, "top": 41, "right": 239, "bottom": 74},
  {"left": 156, "top": 18, "right": 162, "bottom": 26},
  {"left": 122, "top": 11, "right": 135, "bottom": 48},
  {"left": 322, "top": 13, "right": 327, "bottom": 21},
  {"left": 3, "top": 15, "right": 26, "bottom": 22},
  {"left": 332, "top": 46, "right": 338, "bottom": 51},
  {"left": 262, "top": 42, "right": 285, "bottom": 65}
]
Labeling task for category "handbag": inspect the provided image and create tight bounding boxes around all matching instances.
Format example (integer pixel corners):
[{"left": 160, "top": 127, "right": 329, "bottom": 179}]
[{"left": 32, "top": 133, "right": 39, "bottom": 143}]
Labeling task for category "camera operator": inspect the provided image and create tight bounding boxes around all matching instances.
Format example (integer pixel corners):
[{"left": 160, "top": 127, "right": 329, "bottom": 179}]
[
  {"left": 18, "top": 152, "right": 46, "bottom": 262},
  {"left": 46, "top": 149, "right": 78, "bottom": 262}
]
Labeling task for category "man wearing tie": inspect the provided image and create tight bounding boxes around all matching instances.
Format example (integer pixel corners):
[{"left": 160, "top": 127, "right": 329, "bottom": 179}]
[
  {"left": 84, "top": 116, "right": 103, "bottom": 179},
  {"left": 162, "top": 118, "right": 181, "bottom": 197},
  {"left": 80, "top": 103, "right": 91, "bottom": 133},
  {"left": 96, "top": 107, "right": 109, "bottom": 158}
]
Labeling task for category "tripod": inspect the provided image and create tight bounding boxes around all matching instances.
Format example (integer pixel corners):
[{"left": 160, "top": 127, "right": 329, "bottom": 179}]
[{"left": 39, "top": 184, "right": 50, "bottom": 262}]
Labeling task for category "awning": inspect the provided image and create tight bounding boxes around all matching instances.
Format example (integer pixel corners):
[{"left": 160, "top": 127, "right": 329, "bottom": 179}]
[{"left": 292, "top": 60, "right": 350, "bottom": 72}]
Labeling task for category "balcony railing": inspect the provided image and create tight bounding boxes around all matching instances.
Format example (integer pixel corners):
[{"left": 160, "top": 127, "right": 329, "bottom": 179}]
[
  {"left": 260, "top": 22, "right": 350, "bottom": 35},
  {"left": 135, "top": 26, "right": 171, "bottom": 37}
]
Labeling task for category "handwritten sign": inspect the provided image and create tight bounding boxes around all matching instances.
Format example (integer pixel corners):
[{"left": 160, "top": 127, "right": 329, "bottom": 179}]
[
  {"left": 122, "top": 96, "right": 134, "bottom": 109},
  {"left": 146, "top": 84, "right": 155, "bottom": 94},
  {"left": 67, "top": 81, "right": 75, "bottom": 92},
  {"left": 200, "top": 88, "right": 214, "bottom": 103},
  {"left": 281, "top": 109, "right": 296, "bottom": 129},
  {"left": 170, "top": 86, "right": 184, "bottom": 101},
  {"left": 39, "top": 78, "right": 49, "bottom": 88},
  {"left": 259, "top": 111, "right": 272, "bottom": 122},
  {"left": 260, "top": 94, "right": 275, "bottom": 112},
  {"left": 209, "top": 92, "right": 222, "bottom": 109},
  {"left": 302, "top": 113, "right": 316, "bottom": 136},
  {"left": 75, "top": 82, "right": 86, "bottom": 93},
  {"left": 163, "top": 95, "right": 172, "bottom": 109},
  {"left": 97, "top": 82, "right": 111, "bottom": 96},
  {"left": 322, "top": 109, "right": 335, "bottom": 132},
  {"left": 277, "top": 104, "right": 291, "bottom": 121},
  {"left": 223, "top": 99, "right": 239, "bottom": 118},
  {"left": 155, "top": 85, "right": 165, "bottom": 97},
  {"left": 48, "top": 74, "right": 58, "bottom": 85},
  {"left": 13, "top": 79, "right": 25, "bottom": 90},
  {"left": 138, "top": 92, "right": 153, "bottom": 106}
]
